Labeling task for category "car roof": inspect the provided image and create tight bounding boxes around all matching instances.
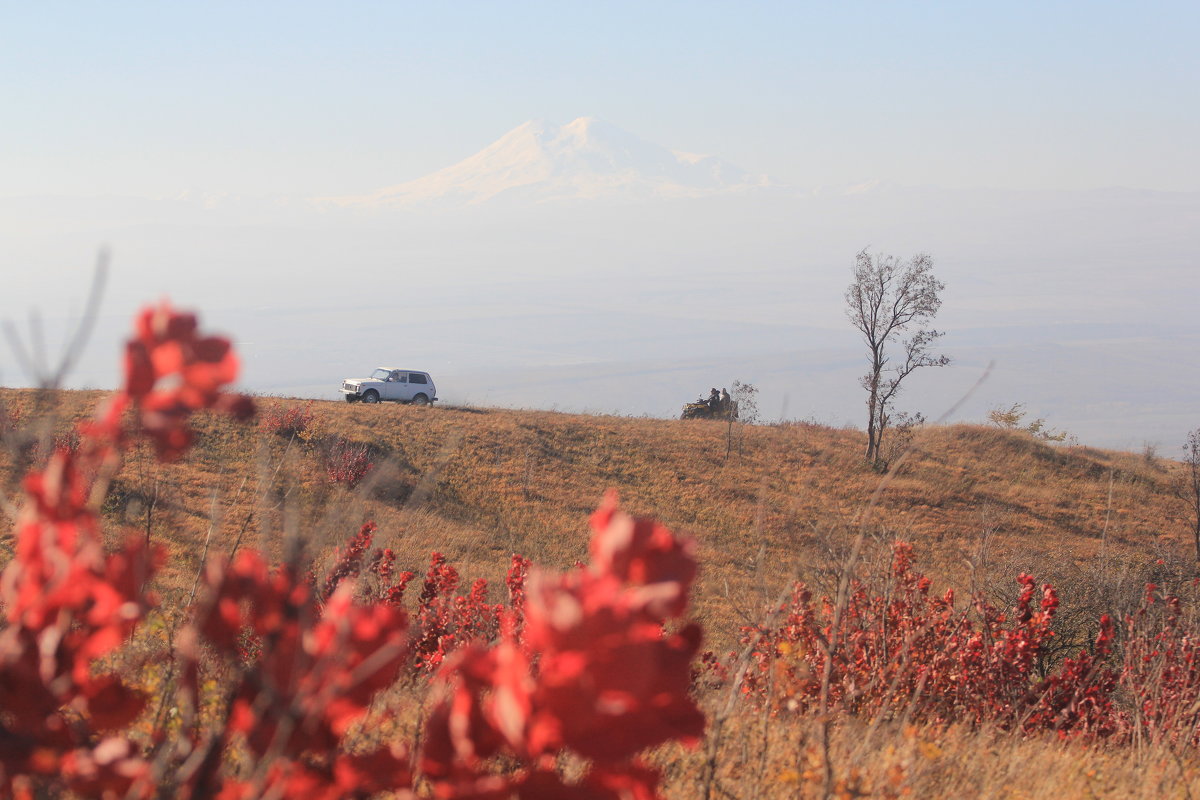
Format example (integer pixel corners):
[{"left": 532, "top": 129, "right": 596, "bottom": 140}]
[{"left": 378, "top": 367, "right": 429, "bottom": 374}]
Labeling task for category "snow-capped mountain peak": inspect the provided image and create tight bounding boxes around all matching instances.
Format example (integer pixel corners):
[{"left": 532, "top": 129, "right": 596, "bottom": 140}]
[{"left": 329, "top": 117, "right": 771, "bottom": 207}]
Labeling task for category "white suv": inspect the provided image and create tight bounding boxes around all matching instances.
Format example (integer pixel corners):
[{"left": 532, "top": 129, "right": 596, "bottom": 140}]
[{"left": 341, "top": 368, "right": 437, "bottom": 405}]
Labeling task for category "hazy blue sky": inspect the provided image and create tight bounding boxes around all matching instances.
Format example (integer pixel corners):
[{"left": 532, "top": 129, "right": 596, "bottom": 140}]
[
  {"left": 3, "top": 1, "right": 1197, "bottom": 197},
  {"left": 2, "top": 2, "right": 1198, "bottom": 450}
]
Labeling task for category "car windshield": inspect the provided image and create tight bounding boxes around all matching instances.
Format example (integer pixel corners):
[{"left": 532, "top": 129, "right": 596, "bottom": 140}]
[{"left": 370, "top": 368, "right": 391, "bottom": 380}]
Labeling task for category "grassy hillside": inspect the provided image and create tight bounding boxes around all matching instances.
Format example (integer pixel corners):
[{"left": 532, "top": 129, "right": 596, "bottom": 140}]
[
  {"left": 2, "top": 387, "right": 1198, "bottom": 798},
  {"left": 1, "top": 388, "right": 1189, "bottom": 646}
]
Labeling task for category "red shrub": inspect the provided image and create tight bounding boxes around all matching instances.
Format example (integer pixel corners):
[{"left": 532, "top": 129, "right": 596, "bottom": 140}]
[
  {"left": 1025, "top": 614, "right": 1118, "bottom": 738},
  {"left": 420, "top": 492, "right": 705, "bottom": 798},
  {"left": 259, "top": 402, "right": 315, "bottom": 439},
  {"left": 29, "top": 428, "right": 82, "bottom": 466},
  {"left": 1119, "top": 586, "right": 1200, "bottom": 746},
  {"left": 373, "top": 547, "right": 395, "bottom": 585},
  {"left": 178, "top": 550, "right": 412, "bottom": 798},
  {"left": 384, "top": 570, "right": 417, "bottom": 607},
  {"left": 120, "top": 300, "right": 254, "bottom": 460},
  {"left": 721, "top": 542, "right": 1121, "bottom": 739},
  {"left": 326, "top": 439, "right": 373, "bottom": 487},
  {"left": 0, "top": 301, "right": 252, "bottom": 798},
  {"left": 505, "top": 553, "right": 531, "bottom": 639},
  {"left": 0, "top": 450, "right": 160, "bottom": 798},
  {"left": 319, "top": 521, "right": 376, "bottom": 602}
]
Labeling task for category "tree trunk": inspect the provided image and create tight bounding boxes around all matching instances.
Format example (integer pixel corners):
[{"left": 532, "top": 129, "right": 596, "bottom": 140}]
[
  {"left": 1193, "top": 483, "right": 1200, "bottom": 565},
  {"left": 1191, "top": 460, "right": 1200, "bottom": 565},
  {"left": 865, "top": 356, "right": 882, "bottom": 462}
]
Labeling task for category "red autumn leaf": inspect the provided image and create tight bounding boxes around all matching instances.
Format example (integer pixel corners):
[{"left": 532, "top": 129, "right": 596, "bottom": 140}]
[{"left": 79, "top": 676, "right": 147, "bottom": 732}]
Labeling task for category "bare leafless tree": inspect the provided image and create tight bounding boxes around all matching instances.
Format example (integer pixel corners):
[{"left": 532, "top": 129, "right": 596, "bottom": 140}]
[{"left": 845, "top": 249, "right": 948, "bottom": 465}]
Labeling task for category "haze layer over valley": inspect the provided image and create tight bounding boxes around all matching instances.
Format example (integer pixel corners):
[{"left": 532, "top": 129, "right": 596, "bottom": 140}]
[{"left": 2, "top": 118, "right": 1197, "bottom": 450}]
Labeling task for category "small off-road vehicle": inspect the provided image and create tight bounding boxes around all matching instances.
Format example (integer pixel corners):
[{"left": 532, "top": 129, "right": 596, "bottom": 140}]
[{"left": 341, "top": 368, "right": 437, "bottom": 405}]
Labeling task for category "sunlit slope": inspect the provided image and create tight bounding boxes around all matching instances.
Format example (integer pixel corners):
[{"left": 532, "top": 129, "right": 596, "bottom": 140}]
[{"left": 0, "top": 390, "right": 1187, "bottom": 638}]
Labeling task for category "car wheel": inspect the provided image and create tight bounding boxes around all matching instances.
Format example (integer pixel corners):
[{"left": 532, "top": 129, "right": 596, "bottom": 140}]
[
  {"left": 344, "top": 395, "right": 359, "bottom": 404},
  {"left": 362, "top": 390, "right": 380, "bottom": 404},
  {"left": 412, "top": 394, "right": 429, "bottom": 407}
]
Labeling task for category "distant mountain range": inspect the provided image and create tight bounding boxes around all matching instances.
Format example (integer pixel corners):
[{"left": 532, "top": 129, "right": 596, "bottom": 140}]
[{"left": 327, "top": 117, "right": 773, "bottom": 207}]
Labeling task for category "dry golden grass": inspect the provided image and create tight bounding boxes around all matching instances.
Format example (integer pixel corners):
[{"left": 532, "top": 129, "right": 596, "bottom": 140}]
[
  {"left": 1, "top": 387, "right": 1196, "bottom": 797},
  {"left": 1, "top": 389, "right": 1191, "bottom": 640},
  {"left": 657, "top": 708, "right": 1200, "bottom": 799}
]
